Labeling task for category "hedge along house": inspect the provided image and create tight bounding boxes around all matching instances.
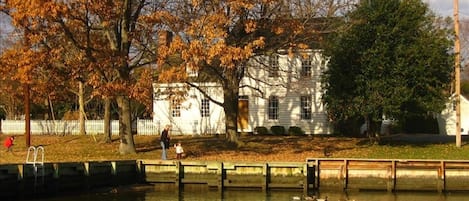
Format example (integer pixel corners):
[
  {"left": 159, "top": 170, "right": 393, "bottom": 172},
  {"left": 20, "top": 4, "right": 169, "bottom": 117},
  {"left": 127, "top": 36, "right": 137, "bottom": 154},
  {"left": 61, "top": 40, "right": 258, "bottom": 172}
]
[{"left": 152, "top": 49, "right": 333, "bottom": 135}]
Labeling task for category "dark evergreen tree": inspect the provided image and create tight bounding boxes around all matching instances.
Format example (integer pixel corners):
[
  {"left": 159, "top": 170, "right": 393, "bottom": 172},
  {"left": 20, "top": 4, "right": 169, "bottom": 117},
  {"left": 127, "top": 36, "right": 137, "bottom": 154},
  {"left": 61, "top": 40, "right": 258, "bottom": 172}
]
[{"left": 322, "top": 0, "right": 454, "bottom": 138}]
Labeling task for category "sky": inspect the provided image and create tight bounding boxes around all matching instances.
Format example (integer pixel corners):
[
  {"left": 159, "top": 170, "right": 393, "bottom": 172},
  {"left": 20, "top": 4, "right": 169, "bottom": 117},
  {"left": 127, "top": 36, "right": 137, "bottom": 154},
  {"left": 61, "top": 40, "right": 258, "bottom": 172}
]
[{"left": 425, "top": 0, "right": 469, "bottom": 18}]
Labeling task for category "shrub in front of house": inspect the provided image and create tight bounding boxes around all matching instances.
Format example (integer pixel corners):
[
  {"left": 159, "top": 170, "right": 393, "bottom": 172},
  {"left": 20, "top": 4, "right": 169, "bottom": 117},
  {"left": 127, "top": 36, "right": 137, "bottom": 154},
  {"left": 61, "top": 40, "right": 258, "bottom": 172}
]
[
  {"left": 288, "top": 126, "right": 305, "bottom": 136},
  {"left": 254, "top": 126, "right": 269, "bottom": 135},
  {"left": 270, "top": 126, "right": 286, "bottom": 135},
  {"left": 401, "top": 115, "right": 439, "bottom": 134},
  {"left": 462, "top": 80, "right": 469, "bottom": 97}
]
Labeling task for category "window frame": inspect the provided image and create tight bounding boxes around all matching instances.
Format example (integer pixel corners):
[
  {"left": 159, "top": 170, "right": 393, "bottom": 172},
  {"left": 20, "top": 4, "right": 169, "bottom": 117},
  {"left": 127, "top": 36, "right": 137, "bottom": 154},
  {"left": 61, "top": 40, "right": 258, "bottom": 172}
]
[
  {"left": 300, "top": 55, "right": 312, "bottom": 78},
  {"left": 269, "top": 54, "right": 280, "bottom": 77},
  {"left": 268, "top": 95, "right": 279, "bottom": 120},
  {"left": 201, "top": 98, "right": 210, "bottom": 117},
  {"left": 171, "top": 99, "right": 181, "bottom": 117},
  {"left": 300, "top": 96, "right": 312, "bottom": 120},
  {"left": 186, "top": 63, "right": 198, "bottom": 77}
]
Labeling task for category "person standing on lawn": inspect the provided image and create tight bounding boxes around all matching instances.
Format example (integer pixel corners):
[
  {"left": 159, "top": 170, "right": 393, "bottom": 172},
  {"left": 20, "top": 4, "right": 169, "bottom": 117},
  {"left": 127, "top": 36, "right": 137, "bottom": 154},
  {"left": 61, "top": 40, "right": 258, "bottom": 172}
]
[
  {"left": 174, "top": 142, "right": 184, "bottom": 160},
  {"left": 3, "top": 136, "right": 15, "bottom": 152},
  {"left": 160, "top": 125, "right": 171, "bottom": 160}
]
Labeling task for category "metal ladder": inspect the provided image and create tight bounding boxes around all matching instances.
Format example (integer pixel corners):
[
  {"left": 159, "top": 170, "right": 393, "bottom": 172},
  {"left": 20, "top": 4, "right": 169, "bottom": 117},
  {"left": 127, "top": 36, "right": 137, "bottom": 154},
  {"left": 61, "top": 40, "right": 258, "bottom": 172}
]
[{"left": 26, "top": 146, "right": 45, "bottom": 186}]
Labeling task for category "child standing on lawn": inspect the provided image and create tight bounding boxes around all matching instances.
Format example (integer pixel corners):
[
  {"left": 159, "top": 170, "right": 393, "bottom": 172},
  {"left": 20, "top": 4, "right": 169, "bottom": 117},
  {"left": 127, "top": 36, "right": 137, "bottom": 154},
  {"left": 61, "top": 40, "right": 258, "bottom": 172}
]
[
  {"left": 174, "top": 142, "right": 184, "bottom": 160},
  {"left": 3, "top": 136, "right": 15, "bottom": 152}
]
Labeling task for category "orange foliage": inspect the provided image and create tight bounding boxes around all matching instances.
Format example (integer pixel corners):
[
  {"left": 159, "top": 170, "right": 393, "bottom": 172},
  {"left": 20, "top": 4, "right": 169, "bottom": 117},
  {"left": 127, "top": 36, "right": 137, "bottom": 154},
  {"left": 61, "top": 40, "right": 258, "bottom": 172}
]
[
  {"left": 0, "top": 0, "right": 337, "bottom": 109},
  {"left": 152, "top": 0, "right": 322, "bottom": 85},
  {"left": 0, "top": 44, "right": 61, "bottom": 104},
  {"left": 2, "top": 0, "right": 154, "bottom": 109}
]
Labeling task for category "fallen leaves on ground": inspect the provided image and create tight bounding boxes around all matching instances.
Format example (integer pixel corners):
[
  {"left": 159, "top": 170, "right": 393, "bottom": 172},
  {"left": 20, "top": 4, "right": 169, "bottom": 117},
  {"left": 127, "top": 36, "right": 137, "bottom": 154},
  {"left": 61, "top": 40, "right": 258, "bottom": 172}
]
[{"left": 1, "top": 134, "right": 468, "bottom": 164}]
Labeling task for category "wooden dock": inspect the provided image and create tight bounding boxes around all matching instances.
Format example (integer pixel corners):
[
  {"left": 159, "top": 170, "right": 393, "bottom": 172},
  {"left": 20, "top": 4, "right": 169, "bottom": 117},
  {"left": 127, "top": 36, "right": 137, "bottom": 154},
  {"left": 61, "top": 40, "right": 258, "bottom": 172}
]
[
  {"left": 2, "top": 158, "right": 469, "bottom": 199},
  {"left": 141, "top": 160, "right": 309, "bottom": 192},
  {"left": 307, "top": 158, "right": 469, "bottom": 192},
  {"left": 0, "top": 160, "right": 140, "bottom": 199}
]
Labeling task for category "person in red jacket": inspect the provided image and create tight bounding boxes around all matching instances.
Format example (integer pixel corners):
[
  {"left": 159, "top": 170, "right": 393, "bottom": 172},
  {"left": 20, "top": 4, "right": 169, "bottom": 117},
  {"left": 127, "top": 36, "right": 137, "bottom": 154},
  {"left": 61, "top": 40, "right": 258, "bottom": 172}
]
[{"left": 3, "top": 136, "right": 14, "bottom": 152}]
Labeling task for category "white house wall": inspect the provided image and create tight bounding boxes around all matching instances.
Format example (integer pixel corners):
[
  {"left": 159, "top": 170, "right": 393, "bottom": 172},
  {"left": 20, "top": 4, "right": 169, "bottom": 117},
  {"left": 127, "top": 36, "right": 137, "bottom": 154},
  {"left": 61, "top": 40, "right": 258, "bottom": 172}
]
[
  {"left": 438, "top": 95, "right": 469, "bottom": 135},
  {"left": 153, "top": 50, "right": 332, "bottom": 135},
  {"left": 153, "top": 82, "right": 225, "bottom": 135},
  {"left": 240, "top": 50, "right": 331, "bottom": 135}
]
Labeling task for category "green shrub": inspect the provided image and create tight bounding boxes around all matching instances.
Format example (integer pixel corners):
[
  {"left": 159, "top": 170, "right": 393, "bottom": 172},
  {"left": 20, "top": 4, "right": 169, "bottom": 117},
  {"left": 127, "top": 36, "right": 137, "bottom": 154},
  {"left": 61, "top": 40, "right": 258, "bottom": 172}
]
[
  {"left": 462, "top": 80, "right": 469, "bottom": 97},
  {"left": 254, "top": 126, "right": 269, "bottom": 135},
  {"left": 270, "top": 126, "right": 286, "bottom": 135},
  {"left": 401, "top": 115, "right": 439, "bottom": 134},
  {"left": 288, "top": 126, "right": 305, "bottom": 136}
]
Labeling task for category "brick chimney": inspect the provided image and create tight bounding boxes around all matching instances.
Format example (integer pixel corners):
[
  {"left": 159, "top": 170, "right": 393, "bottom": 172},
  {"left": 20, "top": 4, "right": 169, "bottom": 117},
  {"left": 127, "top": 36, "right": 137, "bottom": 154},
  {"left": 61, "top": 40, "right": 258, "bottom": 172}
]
[{"left": 158, "top": 30, "right": 173, "bottom": 47}]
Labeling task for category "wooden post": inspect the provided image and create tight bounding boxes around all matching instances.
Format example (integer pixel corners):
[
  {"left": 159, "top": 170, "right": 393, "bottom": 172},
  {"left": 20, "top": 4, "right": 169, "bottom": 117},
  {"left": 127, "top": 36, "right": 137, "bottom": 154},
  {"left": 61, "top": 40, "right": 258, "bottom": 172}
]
[
  {"left": 314, "top": 159, "right": 320, "bottom": 189},
  {"left": 454, "top": 0, "right": 462, "bottom": 147},
  {"left": 84, "top": 162, "right": 90, "bottom": 176},
  {"left": 53, "top": 163, "right": 59, "bottom": 179},
  {"left": 343, "top": 160, "right": 348, "bottom": 190},
  {"left": 303, "top": 163, "right": 309, "bottom": 194},
  {"left": 262, "top": 163, "right": 268, "bottom": 191},
  {"left": 136, "top": 160, "right": 144, "bottom": 182},
  {"left": 111, "top": 161, "right": 117, "bottom": 176},
  {"left": 438, "top": 161, "right": 446, "bottom": 193},
  {"left": 217, "top": 162, "right": 223, "bottom": 192},
  {"left": 17, "top": 164, "right": 24, "bottom": 180},
  {"left": 391, "top": 160, "right": 396, "bottom": 192},
  {"left": 175, "top": 161, "right": 181, "bottom": 189}
]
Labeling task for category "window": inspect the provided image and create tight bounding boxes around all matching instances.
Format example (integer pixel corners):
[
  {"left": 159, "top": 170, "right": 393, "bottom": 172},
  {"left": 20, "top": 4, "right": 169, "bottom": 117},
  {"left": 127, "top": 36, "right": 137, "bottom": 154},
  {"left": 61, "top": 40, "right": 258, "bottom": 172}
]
[
  {"left": 301, "top": 56, "right": 312, "bottom": 77},
  {"left": 269, "top": 54, "right": 279, "bottom": 77},
  {"left": 171, "top": 99, "right": 181, "bottom": 117},
  {"left": 201, "top": 99, "right": 210, "bottom": 117},
  {"left": 268, "top": 96, "right": 279, "bottom": 120},
  {"left": 300, "top": 96, "right": 311, "bottom": 120},
  {"left": 186, "top": 64, "right": 198, "bottom": 77}
]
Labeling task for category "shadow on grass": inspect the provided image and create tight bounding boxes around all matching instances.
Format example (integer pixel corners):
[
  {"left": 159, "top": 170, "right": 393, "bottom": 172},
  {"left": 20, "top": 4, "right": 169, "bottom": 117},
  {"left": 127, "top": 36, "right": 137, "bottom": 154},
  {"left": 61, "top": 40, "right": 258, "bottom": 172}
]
[
  {"left": 181, "top": 135, "right": 363, "bottom": 157},
  {"left": 136, "top": 135, "right": 234, "bottom": 154},
  {"left": 133, "top": 134, "right": 469, "bottom": 157},
  {"left": 37, "top": 135, "right": 83, "bottom": 147},
  {"left": 136, "top": 145, "right": 159, "bottom": 153},
  {"left": 369, "top": 134, "right": 469, "bottom": 147},
  {"left": 136, "top": 138, "right": 160, "bottom": 152}
]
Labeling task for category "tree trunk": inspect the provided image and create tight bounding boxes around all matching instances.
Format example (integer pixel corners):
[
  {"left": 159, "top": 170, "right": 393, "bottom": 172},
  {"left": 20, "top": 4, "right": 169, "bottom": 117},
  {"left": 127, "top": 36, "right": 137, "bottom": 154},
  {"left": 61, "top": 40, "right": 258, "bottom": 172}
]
[
  {"left": 43, "top": 98, "right": 50, "bottom": 120},
  {"left": 48, "top": 95, "right": 55, "bottom": 120},
  {"left": 78, "top": 81, "right": 86, "bottom": 135},
  {"left": 24, "top": 84, "right": 31, "bottom": 148},
  {"left": 116, "top": 95, "right": 136, "bottom": 154},
  {"left": 223, "top": 87, "right": 239, "bottom": 144},
  {"left": 103, "top": 96, "right": 112, "bottom": 143},
  {"left": 364, "top": 115, "right": 380, "bottom": 144}
]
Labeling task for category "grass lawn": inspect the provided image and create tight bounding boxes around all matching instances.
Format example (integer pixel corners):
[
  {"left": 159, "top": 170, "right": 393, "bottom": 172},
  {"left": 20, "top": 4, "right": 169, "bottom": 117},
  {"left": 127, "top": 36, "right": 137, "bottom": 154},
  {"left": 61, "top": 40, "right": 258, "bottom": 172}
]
[{"left": 1, "top": 134, "right": 469, "bottom": 164}]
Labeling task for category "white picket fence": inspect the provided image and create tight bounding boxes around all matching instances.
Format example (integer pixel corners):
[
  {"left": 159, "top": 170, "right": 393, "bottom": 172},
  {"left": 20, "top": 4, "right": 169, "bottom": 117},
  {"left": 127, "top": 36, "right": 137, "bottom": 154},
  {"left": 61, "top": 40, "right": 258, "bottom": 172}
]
[{"left": 0, "top": 119, "right": 161, "bottom": 135}]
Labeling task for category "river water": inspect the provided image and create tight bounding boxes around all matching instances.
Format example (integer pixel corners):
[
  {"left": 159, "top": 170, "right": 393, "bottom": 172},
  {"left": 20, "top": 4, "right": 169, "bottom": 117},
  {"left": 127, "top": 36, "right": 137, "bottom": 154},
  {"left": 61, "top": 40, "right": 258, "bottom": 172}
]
[{"left": 32, "top": 187, "right": 469, "bottom": 201}]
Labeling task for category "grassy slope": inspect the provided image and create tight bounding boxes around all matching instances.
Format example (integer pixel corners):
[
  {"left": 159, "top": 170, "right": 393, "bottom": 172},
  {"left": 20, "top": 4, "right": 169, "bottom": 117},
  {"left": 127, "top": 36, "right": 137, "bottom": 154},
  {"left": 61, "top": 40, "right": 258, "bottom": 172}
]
[{"left": 1, "top": 134, "right": 468, "bottom": 164}]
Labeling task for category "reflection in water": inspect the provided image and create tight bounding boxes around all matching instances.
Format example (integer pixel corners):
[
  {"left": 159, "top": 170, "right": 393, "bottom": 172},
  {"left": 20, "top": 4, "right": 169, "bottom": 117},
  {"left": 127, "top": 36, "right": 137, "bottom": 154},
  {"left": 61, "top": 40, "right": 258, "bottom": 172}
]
[{"left": 33, "top": 188, "right": 469, "bottom": 201}]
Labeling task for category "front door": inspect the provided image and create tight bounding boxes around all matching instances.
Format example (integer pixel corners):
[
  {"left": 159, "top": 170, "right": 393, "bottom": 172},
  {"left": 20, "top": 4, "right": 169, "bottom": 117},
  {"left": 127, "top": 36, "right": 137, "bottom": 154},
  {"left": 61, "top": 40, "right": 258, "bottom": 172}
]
[{"left": 237, "top": 96, "right": 249, "bottom": 132}]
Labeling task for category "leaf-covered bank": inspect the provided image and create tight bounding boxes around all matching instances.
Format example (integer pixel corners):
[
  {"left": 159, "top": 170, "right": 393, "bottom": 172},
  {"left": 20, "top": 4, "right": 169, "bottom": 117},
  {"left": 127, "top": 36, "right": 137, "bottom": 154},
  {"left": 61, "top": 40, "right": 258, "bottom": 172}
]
[{"left": 0, "top": 134, "right": 468, "bottom": 164}]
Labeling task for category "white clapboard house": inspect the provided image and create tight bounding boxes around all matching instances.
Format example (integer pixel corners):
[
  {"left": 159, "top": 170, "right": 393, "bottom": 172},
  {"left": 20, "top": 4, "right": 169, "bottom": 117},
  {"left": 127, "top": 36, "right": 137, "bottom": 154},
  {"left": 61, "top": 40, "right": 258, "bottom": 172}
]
[
  {"left": 152, "top": 49, "right": 333, "bottom": 135},
  {"left": 437, "top": 94, "right": 469, "bottom": 135}
]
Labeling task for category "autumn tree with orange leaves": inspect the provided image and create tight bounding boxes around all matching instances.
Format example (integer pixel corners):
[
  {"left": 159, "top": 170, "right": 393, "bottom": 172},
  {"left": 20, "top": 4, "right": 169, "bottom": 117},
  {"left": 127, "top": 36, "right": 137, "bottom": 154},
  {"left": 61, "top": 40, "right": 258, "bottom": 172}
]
[
  {"left": 1, "top": 0, "right": 158, "bottom": 154},
  {"left": 0, "top": 0, "right": 352, "bottom": 152},
  {"left": 0, "top": 44, "right": 62, "bottom": 147},
  {"left": 0, "top": 12, "right": 78, "bottom": 148},
  {"left": 151, "top": 0, "right": 353, "bottom": 144},
  {"left": 0, "top": 13, "right": 21, "bottom": 120}
]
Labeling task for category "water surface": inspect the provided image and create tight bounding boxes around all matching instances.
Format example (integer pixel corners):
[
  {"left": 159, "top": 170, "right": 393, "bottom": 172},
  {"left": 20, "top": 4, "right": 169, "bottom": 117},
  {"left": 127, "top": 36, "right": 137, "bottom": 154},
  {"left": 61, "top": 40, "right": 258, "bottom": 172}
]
[{"left": 32, "top": 188, "right": 469, "bottom": 201}]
